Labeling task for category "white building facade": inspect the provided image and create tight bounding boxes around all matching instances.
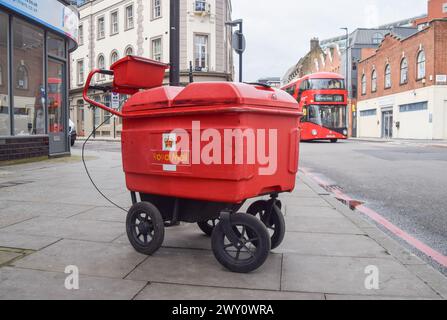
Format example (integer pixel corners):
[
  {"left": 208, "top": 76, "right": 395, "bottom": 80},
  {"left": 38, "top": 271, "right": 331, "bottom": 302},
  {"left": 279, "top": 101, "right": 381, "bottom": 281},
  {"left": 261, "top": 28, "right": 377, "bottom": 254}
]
[{"left": 70, "top": 0, "right": 233, "bottom": 138}]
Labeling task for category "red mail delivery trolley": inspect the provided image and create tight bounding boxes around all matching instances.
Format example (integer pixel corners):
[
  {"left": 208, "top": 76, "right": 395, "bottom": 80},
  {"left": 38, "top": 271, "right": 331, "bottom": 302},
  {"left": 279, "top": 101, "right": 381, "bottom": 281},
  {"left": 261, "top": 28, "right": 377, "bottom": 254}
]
[{"left": 83, "top": 56, "right": 302, "bottom": 273}]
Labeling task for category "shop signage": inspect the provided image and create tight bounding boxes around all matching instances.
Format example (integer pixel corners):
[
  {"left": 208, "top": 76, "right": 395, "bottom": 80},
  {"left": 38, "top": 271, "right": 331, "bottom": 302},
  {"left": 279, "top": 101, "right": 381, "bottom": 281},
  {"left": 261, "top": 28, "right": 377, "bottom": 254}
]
[{"left": 0, "top": 0, "right": 79, "bottom": 44}]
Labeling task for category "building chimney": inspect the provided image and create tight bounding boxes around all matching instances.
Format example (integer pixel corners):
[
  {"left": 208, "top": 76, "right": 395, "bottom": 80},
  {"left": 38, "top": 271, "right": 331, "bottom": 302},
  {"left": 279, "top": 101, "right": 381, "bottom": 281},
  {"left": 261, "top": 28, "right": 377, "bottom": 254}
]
[{"left": 310, "top": 38, "right": 320, "bottom": 51}]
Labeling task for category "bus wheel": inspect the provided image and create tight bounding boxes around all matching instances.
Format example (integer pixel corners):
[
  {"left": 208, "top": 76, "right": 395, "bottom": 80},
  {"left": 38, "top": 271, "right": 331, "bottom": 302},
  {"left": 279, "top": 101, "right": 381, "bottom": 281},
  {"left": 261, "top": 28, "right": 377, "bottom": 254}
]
[{"left": 330, "top": 139, "right": 338, "bottom": 143}]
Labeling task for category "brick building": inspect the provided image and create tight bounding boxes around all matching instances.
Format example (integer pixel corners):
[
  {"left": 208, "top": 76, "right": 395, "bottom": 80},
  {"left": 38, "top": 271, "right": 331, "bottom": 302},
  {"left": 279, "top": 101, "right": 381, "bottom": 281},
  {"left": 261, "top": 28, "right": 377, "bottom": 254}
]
[
  {"left": 414, "top": 0, "right": 447, "bottom": 29},
  {"left": 357, "top": 19, "right": 447, "bottom": 139}
]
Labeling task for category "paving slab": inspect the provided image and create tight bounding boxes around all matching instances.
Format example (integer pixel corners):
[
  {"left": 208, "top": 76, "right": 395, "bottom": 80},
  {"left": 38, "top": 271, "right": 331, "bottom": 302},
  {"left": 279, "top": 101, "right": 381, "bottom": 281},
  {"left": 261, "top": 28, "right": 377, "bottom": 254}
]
[
  {"left": 275, "top": 232, "right": 390, "bottom": 258},
  {"left": 0, "top": 232, "right": 61, "bottom": 251},
  {"left": 281, "top": 254, "right": 439, "bottom": 298},
  {"left": 284, "top": 205, "right": 345, "bottom": 218},
  {"left": 283, "top": 197, "right": 332, "bottom": 208},
  {"left": 2, "top": 216, "right": 125, "bottom": 243},
  {"left": 135, "top": 283, "right": 324, "bottom": 300},
  {"left": 285, "top": 216, "right": 365, "bottom": 235},
  {"left": 13, "top": 239, "right": 147, "bottom": 278},
  {"left": 325, "top": 294, "right": 439, "bottom": 300},
  {"left": 70, "top": 206, "right": 127, "bottom": 223},
  {"left": 0, "top": 251, "right": 22, "bottom": 265},
  {"left": 126, "top": 248, "right": 282, "bottom": 291},
  {"left": 0, "top": 267, "right": 146, "bottom": 300},
  {"left": 3, "top": 201, "right": 94, "bottom": 218},
  {"left": 405, "top": 264, "right": 447, "bottom": 299}
]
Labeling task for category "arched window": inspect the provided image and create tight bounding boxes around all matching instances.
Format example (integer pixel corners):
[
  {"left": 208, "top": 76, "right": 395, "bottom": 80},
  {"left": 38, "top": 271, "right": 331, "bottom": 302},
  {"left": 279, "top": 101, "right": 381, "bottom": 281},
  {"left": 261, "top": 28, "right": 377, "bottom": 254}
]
[
  {"left": 400, "top": 58, "right": 408, "bottom": 84},
  {"left": 16, "top": 65, "right": 29, "bottom": 89},
  {"left": 110, "top": 50, "right": 119, "bottom": 65},
  {"left": 97, "top": 54, "right": 105, "bottom": 80},
  {"left": 361, "top": 74, "right": 366, "bottom": 95},
  {"left": 417, "top": 50, "right": 426, "bottom": 80},
  {"left": 372, "top": 33, "right": 384, "bottom": 45},
  {"left": 125, "top": 46, "right": 134, "bottom": 56},
  {"left": 371, "top": 69, "right": 377, "bottom": 92},
  {"left": 385, "top": 64, "right": 391, "bottom": 89}
]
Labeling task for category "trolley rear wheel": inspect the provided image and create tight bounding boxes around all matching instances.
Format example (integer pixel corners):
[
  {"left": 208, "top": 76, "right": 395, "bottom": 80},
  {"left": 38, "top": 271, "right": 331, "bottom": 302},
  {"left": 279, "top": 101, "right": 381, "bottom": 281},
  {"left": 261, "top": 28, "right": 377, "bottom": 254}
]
[
  {"left": 126, "top": 202, "right": 165, "bottom": 255},
  {"left": 330, "top": 139, "right": 338, "bottom": 143},
  {"left": 247, "top": 200, "right": 285, "bottom": 250},
  {"left": 211, "top": 213, "right": 271, "bottom": 273},
  {"left": 197, "top": 219, "right": 218, "bottom": 237}
]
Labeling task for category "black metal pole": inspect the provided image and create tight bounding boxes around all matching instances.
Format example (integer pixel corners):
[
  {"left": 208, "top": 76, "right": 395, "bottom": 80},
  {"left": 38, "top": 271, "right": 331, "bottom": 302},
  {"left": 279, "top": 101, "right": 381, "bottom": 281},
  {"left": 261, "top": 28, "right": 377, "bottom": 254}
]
[
  {"left": 170, "top": 0, "right": 180, "bottom": 86},
  {"left": 238, "top": 23, "right": 243, "bottom": 83}
]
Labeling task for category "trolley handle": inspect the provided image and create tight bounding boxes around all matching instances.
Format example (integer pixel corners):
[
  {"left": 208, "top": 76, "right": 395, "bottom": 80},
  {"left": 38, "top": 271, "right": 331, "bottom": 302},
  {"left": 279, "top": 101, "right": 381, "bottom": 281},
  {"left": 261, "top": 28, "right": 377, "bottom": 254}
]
[{"left": 83, "top": 69, "right": 124, "bottom": 118}]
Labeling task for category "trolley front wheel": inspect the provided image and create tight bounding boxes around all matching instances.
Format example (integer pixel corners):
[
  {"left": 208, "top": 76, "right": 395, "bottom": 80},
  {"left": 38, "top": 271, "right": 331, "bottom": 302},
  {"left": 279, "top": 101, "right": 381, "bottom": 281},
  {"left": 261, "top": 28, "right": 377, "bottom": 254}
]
[
  {"left": 197, "top": 219, "right": 219, "bottom": 237},
  {"left": 126, "top": 202, "right": 165, "bottom": 255},
  {"left": 211, "top": 213, "right": 271, "bottom": 273},
  {"left": 247, "top": 200, "right": 285, "bottom": 250}
]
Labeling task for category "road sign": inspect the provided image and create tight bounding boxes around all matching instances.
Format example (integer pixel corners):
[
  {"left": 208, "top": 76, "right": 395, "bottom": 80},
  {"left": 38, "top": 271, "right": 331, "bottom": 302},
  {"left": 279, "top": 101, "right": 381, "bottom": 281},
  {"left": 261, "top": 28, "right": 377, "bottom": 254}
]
[
  {"left": 111, "top": 92, "right": 120, "bottom": 110},
  {"left": 232, "top": 31, "right": 246, "bottom": 54}
]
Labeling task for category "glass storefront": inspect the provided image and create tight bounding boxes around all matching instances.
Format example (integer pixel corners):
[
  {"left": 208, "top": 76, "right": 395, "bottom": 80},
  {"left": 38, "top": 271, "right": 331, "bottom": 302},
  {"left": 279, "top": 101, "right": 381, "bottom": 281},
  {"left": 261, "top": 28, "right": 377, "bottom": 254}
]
[{"left": 0, "top": 1, "right": 78, "bottom": 157}]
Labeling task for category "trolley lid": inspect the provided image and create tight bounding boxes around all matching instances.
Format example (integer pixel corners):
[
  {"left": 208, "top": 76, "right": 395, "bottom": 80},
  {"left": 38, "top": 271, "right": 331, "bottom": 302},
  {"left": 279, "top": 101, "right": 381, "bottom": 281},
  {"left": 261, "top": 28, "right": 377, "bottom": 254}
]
[
  {"left": 122, "top": 86, "right": 184, "bottom": 113},
  {"left": 172, "top": 82, "right": 299, "bottom": 110}
]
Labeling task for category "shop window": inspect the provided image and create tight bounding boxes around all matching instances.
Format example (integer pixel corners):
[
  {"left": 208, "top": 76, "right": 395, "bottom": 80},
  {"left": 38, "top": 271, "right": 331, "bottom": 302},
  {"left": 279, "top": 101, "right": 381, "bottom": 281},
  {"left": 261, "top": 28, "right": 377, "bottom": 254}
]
[
  {"left": 360, "top": 109, "right": 377, "bottom": 117},
  {"left": 152, "top": 0, "right": 162, "bottom": 19},
  {"left": 417, "top": 50, "right": 426, "bottom": 80},
  {"left": 384, "top": 64, "right": 391, "bottom": 89},
  {"left": 125, "top": 5, "right": 134, "bottom": 30},
  {"left": 151, "top": 37, "right": 162, "bottom": 61},
  {"left": 47, "top": 33, "right": 66, "bottom": 58},
  {"left": 399, "top": 101, "right": 428, "bottom": 113},
  {"left": 361, "top": 74, "right": 366, "bottom": 95},
  {"left": 12, "top": 18, "right": 44, "bottom": 136},
  {"left": 194, "top": 34, "right": 209, "bottom": 71},
  {"left": 371, "top": 69, "right": 377, "bottom": 92},
  {"left": 400, "top": 58, "right": 408, "bottom": 84},
  {"left": 0, "top": 12, "right": 9, "bottom": 136}
]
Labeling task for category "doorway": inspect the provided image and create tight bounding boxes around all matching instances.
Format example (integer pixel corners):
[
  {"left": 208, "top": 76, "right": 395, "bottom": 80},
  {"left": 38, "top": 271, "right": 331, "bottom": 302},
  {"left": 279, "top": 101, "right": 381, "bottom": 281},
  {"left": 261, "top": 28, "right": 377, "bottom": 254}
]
[
  {"left": 382, "top": 110, "right": 393, "bottom": 139},
  {"left": 48, "top": 59, "right": 67, "bottom": 154}
]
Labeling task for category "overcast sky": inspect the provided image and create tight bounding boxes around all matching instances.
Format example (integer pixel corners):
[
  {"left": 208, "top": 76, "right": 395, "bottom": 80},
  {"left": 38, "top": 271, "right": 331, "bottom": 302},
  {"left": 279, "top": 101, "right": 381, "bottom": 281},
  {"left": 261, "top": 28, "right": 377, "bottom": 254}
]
[{"left": 231, "top": 0, "right": 428, "bottom": 82}]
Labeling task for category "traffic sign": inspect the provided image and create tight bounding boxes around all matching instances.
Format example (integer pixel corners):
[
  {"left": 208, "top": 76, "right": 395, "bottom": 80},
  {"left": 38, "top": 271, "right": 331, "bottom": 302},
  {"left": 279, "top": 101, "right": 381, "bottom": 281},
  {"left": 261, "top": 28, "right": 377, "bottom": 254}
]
[
  {"left": 111, "top": 92, "right": 120, "bottom": 110},
  {"left": 232, "top": 31, "right": 246, "bottom": 54}
]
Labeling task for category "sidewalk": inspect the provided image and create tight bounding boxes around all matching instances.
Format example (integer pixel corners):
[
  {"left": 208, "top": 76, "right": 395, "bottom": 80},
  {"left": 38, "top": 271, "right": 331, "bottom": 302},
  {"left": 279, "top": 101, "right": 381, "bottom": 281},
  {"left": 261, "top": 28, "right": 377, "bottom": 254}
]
[
  {"left": 0, "top": 149, "right": 446, "bottom": 300},
  {"left": 351, "top": 137, "right": 447, "bottom": 148}
]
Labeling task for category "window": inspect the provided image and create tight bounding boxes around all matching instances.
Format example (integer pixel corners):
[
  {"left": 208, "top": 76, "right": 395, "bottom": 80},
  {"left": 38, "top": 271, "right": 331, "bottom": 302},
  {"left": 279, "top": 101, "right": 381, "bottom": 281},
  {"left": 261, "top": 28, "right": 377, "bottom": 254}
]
[
  {"left": 125, "top": 46, "right": 134, "bottom": 56},
  {"left": 125, "top": 5, "right": 134, "bottom": 30},
  {"left": 97, "top": 16, "right": 105, "bottom": 39},
  {"left": 77, "top": 60, "right": 84, "bottom": 85},
  {"left": 111, "top": 11, "right": 119, "bottom": 35},
  {"left": 110, "top": 51, "right": 119, "bottom": 65},
  {"left": 78, "top": 24, "right": 84, "bottom": 45},
  {"left": 400, "top": 58, "right": 408, "bottom": 84},
  {"left": 417, "top": 50, "right": 426, "bottom": 80},
  {"left": 195, "top": 0, "right": 207, "bottom": 12},
  {"left": 151, "top": 37, "right": 162, "bottom": 61},
  {"left": 97, "top": 55, "right": 105, "bottom": 80},
  {"left": 0, "top": 12, "right": 9, "bottom": 136},
  {"left": 443, "top": 3, "right": 447, "bottom": 13},
  {"left": 47, "top": 33, "right": 65, "bottom": 58},
  {"left": 384, "top": 64, "right": 391, "bottom": 89},
  {"left": 360, "top": 109, "right": 377, "bottom": 117},
  {"left": 16, "top": 65, "right": 29, "bottom": 90},
  {"left": 152, "top": 0, "right": 162, "bottom": 19},
  {"left": 284, "top": 85, "right": 295, "bottom": 97},
  {"left": 399, "top": 101, "right": 428, "bottom": 113},
  {"left": 305, "top": 105, "right": 347, "bottom": 129},
  {"left": 372, "top": 33, "right": 384, "bottom": 45},
  {"left": 12, "top": 18, "right": 44, "bottom": 136},
  {"left": 194, "top": 34, "right": 209, "bottom": 70},
  {"left": 371, "top": 69, "right": 377, "bottom": 92},
  {"left": 361, "top": 74, "right": 366, "bottom": 95},
  {"left": 104, "top": 95, "right": 111, "bottom": 124}
]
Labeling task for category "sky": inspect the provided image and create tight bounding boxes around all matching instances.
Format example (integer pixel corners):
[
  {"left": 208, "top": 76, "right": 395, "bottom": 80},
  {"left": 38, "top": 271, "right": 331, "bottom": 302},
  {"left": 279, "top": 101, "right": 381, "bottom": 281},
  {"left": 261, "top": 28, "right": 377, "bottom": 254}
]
[{"left": 231, "top": 0, "right": 428, "bottom": 82}]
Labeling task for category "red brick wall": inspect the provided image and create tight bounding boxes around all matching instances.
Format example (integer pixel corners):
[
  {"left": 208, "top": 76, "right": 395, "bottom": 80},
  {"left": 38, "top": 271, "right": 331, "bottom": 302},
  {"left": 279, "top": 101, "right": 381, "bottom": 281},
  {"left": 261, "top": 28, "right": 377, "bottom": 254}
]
[
  {"left": 357, "top": 20, "right": 447, "bottom": 102},
  {"left": 414, "top": 0, "right": 447, "bottom": 26}
]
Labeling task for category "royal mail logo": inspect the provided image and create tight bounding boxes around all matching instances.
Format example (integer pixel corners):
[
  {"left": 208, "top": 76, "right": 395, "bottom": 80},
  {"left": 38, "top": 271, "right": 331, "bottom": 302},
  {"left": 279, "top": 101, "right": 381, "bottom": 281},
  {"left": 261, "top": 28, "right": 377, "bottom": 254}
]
[{"left": 162, "top": 133, "right": 177, "bottom": 151}]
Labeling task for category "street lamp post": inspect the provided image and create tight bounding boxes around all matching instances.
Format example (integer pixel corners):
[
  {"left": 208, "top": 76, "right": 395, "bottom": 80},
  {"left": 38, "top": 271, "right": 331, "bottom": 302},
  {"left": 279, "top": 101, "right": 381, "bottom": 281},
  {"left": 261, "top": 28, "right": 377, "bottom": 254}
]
[
  {"left": 226, "top": 19, "right": 244, "bottom": 82},
  {"left": 169, "top": 0, "right": 180, "bottom": 86},
  {"left": 341, "top": 27, "right": 350, "bottom": 136}
]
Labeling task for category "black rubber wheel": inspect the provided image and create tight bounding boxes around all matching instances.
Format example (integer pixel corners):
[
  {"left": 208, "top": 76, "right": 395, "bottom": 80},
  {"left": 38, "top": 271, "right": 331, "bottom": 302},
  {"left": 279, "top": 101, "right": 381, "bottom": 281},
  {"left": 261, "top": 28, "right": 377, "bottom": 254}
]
[
  {"left": 247, "top": 200, "right": 286, "bottom": 250},
  {"left": 126, "top": 202, "right": 165, "bottom": 255},
  {"left": 197, "top": 219, "right": 218, "bottom": 237},
  {"left": 330, "top": 139, "right": 338, "bottom": 143},
  {"left": 211, "top": 213, "right": 271, "bottom": 273}
]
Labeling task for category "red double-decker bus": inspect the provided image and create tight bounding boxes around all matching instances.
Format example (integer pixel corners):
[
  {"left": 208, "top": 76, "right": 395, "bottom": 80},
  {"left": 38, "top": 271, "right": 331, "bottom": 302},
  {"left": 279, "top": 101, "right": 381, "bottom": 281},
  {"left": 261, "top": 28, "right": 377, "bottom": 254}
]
[{"left": 282, "top": 72, "right": 348, "bottom": 142}]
